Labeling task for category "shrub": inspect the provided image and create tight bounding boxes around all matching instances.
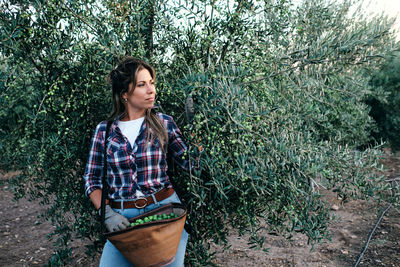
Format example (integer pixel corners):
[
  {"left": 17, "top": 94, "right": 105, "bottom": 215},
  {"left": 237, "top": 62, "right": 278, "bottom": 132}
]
[{"left": 366, "top": 51, "right": 400, "bottom": 151}]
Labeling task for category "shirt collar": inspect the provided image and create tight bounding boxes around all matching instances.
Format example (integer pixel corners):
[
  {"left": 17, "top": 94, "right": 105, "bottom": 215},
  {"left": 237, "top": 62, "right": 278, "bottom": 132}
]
[
  {"left": 108, "top": 113, "right": 146, "bottom": 140},
  {"left": 110, "top": 106, "right": 159, "bottom": 137}
]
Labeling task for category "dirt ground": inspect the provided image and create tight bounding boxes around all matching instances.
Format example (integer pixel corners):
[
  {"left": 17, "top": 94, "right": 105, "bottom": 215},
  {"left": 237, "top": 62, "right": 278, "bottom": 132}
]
[{"left": 0, "top": 149, "right": 399, "bottom": 267}]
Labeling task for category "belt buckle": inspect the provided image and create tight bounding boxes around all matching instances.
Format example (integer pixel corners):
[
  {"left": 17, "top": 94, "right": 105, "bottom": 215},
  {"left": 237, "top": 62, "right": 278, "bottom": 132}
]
[{"left": 134, "top": 197, "right": 148, "bottom": 209}]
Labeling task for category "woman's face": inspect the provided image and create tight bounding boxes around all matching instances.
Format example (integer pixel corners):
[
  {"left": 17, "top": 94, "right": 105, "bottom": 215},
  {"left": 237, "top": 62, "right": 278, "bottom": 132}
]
[{"left": 123, "top": 68, "right": 156, "bottom": 116}]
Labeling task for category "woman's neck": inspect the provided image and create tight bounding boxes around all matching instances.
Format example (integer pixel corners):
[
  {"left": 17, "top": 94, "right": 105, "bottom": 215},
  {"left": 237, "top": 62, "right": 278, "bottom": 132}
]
[{"left": 120, "top": 110, "right": 145, "bottom": 121}]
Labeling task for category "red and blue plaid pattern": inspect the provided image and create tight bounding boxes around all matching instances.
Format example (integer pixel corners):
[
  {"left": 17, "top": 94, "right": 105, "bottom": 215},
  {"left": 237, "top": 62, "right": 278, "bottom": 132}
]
[{"left": 83, "top": 113, "right": 189, "bottom": 199}]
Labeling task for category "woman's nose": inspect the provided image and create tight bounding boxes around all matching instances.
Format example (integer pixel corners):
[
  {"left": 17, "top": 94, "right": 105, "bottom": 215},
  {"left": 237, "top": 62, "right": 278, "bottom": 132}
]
[{"left": 147, "top": 84, "right": 155, "bottom": 93}]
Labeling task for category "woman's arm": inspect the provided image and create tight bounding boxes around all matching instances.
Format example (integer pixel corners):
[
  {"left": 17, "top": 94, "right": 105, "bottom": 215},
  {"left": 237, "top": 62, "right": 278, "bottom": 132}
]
[
  {"left": 83, "top": 122, "right": 106, "bottom": 199},
  {"left": 166, "top": 116, "right": 190, "bottom": 171}
]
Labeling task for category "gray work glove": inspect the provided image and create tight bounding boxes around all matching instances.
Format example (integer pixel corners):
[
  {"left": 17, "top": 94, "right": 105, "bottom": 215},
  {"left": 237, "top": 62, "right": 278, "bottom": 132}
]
[{"left": 103, "top": 205, "right": 130, "bottom": 232}]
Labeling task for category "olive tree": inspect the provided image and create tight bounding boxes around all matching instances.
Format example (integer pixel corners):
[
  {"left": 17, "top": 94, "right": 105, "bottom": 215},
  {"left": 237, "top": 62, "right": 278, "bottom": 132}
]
[
  {"left": 366, "top": 51, "right": 400, "bottom": 151},
  {"left": 1, "top": 0, "right": 399, "bottom": 265}
]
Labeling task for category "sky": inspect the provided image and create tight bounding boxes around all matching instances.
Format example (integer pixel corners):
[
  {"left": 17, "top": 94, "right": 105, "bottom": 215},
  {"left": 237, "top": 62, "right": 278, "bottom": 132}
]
[
  {"left": 292, "top": 0, "right": 400, "bottom": 38},
  {"left": 366, "top": 0, "right": 400, "bottom": 18},
  {"left": 364, "top": 0, "right": 400, "bottom": 35}
]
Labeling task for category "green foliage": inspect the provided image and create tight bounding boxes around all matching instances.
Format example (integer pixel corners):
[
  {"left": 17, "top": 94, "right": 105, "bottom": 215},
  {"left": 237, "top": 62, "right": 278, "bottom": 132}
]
[
  {"left": 1, "top": 0, "right": 399, "bottom": 266},
  {"left": 366, "top": 50, "right": 400, "bottom": 151},
  {"left": 167, "top": 65, "right": 398, "bottom": 265}
]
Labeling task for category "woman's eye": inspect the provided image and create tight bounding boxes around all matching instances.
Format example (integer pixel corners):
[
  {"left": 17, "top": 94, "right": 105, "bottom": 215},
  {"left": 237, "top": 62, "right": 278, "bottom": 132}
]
[{"left": 137, "top": 84, "right": 145, "bottom": 87}]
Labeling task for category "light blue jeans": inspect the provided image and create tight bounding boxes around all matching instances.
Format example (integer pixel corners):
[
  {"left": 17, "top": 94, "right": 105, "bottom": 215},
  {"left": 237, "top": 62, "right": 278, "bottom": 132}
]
[{"left": 99, "top": 192, "right": 188, "bottom": 267}]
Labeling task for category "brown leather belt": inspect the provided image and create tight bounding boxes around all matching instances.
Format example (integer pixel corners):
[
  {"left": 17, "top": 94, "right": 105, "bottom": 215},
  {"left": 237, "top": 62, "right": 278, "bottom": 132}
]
[{"left": 109, "top": 188, "right": 175, "bottom": 209}]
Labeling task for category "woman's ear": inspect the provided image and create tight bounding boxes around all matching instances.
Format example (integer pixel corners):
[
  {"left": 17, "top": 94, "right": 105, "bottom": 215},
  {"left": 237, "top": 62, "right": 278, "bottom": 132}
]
[{"left": 123, "top": 82, "right": 135, "bottom": 99}]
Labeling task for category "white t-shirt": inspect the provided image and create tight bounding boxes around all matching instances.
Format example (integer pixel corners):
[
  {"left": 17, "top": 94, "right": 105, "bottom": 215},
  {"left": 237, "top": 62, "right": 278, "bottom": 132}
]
[
  {"left": 117, "top": 116, "right": 145, "bottom": 197},
  {"left": 117, "top": 117, "right": 145, "bottom": 148}
]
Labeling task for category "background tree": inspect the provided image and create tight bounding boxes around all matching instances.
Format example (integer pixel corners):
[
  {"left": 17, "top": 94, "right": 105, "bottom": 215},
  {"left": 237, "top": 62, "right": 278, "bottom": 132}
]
[
  {"left": 0, "top": 0, "right": 399, "bottom": 265},
  {"left": 366, "top": 51, "right": 400, "bottom": 151}
]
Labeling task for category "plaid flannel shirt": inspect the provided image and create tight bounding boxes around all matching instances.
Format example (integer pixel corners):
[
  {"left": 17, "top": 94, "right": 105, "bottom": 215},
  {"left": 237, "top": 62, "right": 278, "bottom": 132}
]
[{"left": 83, "top": 112, "right": 189, "bottom": 199}]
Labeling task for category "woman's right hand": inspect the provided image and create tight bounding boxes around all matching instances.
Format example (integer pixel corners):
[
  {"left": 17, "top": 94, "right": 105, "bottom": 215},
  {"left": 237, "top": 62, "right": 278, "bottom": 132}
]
[{"left": 104, "top": 205, "right": 130, "bottom": 232}]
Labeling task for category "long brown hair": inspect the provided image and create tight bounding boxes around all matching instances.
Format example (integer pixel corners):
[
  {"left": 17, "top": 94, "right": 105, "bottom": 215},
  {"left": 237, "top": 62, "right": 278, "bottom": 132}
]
[{"left": 108, "top": 57, "right": 168, "bottom": 150}]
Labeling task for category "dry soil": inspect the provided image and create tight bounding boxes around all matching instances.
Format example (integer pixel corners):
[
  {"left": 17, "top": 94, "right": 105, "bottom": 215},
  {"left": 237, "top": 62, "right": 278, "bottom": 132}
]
[{"left": 0, "top": 150, "right": 399, "bottom": 266}]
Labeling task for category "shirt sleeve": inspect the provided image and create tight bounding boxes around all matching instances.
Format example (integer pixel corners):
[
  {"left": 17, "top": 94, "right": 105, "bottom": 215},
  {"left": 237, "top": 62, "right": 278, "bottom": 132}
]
[
  {"left": 166, "top": 116, "right": 190, "bottom": 172},
  {"left": 83, "top": 122, "right": 105, "bottom": 197}
]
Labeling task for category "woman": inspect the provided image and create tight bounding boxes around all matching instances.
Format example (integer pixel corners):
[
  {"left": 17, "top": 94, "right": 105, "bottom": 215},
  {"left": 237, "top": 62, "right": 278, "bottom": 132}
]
[{"left": 83, "top": 57, "right": 189, "bottom": 267}]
